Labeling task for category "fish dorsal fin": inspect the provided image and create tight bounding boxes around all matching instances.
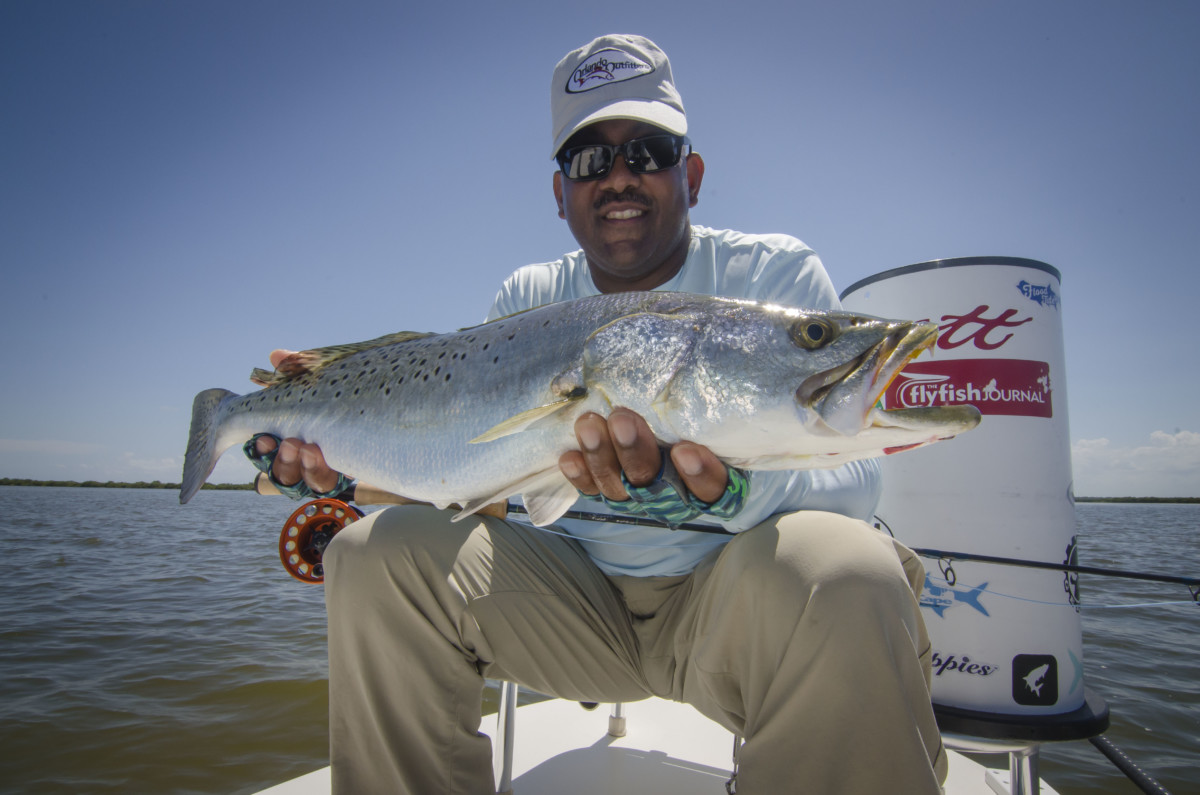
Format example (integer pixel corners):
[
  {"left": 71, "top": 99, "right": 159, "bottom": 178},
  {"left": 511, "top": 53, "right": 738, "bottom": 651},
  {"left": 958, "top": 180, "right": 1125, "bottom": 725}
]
[{"left": 250, "top": 330, "right": 434, "bottom": 386}]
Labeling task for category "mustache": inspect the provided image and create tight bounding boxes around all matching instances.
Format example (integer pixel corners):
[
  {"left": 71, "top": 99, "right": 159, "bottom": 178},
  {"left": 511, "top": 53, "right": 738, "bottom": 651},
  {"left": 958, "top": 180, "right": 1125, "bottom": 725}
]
[{"left": 593, "top": 190, "right": 651, "bottom": 211}]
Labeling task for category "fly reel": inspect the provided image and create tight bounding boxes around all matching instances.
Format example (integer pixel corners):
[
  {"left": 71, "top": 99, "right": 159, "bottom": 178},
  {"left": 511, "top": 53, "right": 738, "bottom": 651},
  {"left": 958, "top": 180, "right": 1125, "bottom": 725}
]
[{"left": 278, "top": 498, "right": 364, "bottom": 583}]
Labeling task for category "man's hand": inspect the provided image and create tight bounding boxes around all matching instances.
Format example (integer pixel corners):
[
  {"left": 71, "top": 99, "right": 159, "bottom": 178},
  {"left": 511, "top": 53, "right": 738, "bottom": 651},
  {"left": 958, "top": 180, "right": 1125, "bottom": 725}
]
[
  {"left": 254, "top": 348, "right": 345, "bottom": 495},
  {"left": 253, "top": 434, "right": 344, "bottom": 495},
  {"left": 558, "top": 408, "right": 728, "bottom": 504}
]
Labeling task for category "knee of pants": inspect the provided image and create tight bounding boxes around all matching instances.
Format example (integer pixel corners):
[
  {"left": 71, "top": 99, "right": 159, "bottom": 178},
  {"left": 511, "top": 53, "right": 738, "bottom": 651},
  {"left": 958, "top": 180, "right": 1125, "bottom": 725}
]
[
  {"left": 726, "top": 511, "right": 919, "bottom": 614},
  {"left": 324, "top": 504, "right": 475, "bottom": 590}
]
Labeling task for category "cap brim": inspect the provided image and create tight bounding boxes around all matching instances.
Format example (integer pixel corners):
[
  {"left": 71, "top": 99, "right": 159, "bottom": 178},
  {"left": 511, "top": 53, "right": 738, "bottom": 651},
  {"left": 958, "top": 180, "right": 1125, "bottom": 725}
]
[{"left": 551, "top": 100, "right": 688, "bottom": 158}]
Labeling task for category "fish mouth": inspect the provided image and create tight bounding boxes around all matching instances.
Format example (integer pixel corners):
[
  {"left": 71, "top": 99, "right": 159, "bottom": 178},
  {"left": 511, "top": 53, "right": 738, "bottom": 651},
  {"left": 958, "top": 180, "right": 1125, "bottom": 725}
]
[{"left": 797, "top": 321, "right": 939, "bottom": 435}]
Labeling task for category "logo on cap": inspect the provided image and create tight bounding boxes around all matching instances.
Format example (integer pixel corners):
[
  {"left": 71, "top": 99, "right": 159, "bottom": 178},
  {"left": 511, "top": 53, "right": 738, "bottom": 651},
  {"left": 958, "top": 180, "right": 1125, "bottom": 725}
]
[{"left": 568, "top": 48, "right": 653, "bottom": 93}]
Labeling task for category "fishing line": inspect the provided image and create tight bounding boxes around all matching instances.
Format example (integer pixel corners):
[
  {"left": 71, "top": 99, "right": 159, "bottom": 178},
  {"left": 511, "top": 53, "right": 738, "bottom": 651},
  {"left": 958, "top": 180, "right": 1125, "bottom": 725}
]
[
  {"left": 520, "top": 519, "right": 728, "bottom": 549},
  {"left": 923, "top": 573, "right": 1199, "bottom": 612},
  {"left": 911, "top": 546, "right": 1200, "bottom": 591}
]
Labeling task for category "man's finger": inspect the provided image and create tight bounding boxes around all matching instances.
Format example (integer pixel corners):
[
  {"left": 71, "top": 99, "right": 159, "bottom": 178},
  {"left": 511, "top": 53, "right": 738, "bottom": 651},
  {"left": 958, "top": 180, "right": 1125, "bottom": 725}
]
[
  {"left": 608, "top": 409, "right": 662, "bottom": 487},
  {"left": 271, "top": 438, "right": 303, "bottom": 486},
  {"left": 559, "top": 450, "right": 599, "bottom": 495},
  {"left": 255, "top": 435, "right": 279, "bottom": 457},
  {"left": 269, "top": 349, "right": 298, "bottom": 369},
  {"left": 671, "top": 442, "right": 728, "bottom": 504},
  {"left": 298, "top": 443, "right": 340, "bottom": 494},
  {"left": 575, "top": 413, "right": 628, "bottom": 501}
]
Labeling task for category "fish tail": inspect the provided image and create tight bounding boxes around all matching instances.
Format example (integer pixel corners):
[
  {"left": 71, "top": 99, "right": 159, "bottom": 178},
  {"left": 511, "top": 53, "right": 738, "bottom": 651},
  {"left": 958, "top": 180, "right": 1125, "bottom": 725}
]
[{"left": 180, "top": 388, "right": 238, "bottom": 504}]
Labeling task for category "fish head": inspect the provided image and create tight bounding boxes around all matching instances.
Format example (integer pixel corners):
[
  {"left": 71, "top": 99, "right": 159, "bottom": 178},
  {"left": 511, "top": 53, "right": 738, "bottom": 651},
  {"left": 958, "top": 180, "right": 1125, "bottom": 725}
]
[
  {"left": 788, "top": 309, "right": 934, "bottom": 436},
  {"left": 658, "top": 301, "right": 980, "bottom": 467}
]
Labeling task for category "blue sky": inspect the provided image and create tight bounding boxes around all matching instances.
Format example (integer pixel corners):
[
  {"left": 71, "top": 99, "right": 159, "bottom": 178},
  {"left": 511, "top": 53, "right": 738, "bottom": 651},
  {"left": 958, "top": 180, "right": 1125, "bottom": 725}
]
[{"left": 2, "top": 0, "right": 1197, "bottom": 497}]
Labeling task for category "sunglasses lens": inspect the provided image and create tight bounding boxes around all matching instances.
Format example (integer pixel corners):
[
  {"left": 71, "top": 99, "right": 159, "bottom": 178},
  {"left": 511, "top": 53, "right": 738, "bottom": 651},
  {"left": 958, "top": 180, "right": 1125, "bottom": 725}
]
[
  {"left": 562, "top": 145, "right": 613, "bottom": 180},
  {"left": 628, "top": 136, "right": 680, "bottom": 173}
]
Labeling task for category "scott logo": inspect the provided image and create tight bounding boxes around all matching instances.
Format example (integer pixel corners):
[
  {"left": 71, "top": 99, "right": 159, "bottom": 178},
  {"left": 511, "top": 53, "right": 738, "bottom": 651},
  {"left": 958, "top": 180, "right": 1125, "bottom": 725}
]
[{"left": 935, "top": 305, "right": 1032, "bottom": 351}]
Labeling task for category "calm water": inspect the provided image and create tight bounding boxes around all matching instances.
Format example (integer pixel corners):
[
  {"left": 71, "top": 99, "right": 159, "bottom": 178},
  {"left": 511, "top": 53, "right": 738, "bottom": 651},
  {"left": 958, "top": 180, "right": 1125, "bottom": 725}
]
[{"left": 1, "top": 488, "right": 1195, "bottom": 794}]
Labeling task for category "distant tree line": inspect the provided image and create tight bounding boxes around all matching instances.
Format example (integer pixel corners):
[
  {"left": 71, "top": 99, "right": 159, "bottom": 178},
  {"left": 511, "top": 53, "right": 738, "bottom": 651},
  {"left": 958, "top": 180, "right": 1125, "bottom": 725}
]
[
  {"left": 0, "top": 478, "right": 254, "bottom": 491},
  {"left": 1075, "top": 496, "right": 1199, "bottom": 504}
]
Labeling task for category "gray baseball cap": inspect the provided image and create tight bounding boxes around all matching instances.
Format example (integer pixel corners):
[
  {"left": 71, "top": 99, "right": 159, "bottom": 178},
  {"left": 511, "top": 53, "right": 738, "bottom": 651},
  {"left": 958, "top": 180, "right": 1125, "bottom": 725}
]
[{"left": 550, "top": 34, "right": 687, "bottom": 159}]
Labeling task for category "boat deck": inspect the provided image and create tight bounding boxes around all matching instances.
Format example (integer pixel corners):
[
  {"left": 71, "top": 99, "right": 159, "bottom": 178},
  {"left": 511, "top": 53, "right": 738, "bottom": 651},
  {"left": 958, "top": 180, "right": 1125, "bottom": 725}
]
[{"left": 256, "top": 696, "right": 1059, "bottom": 794}]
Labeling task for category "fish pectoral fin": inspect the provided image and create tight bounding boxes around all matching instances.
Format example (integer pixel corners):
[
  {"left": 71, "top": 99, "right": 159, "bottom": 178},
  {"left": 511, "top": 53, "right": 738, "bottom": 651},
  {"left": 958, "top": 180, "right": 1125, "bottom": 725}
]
[
  {"left": 252, "top": 330, "right": 435, "bottom": 385},
  {"left": 470, "top": 397, "right": 583, "bottom": 444}
]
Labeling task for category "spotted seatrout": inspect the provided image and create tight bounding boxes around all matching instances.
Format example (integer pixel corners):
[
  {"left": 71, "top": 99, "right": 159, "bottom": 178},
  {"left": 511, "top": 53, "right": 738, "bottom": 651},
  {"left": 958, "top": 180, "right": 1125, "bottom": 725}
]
[{"left": 181, "top": 292, "right": 980, "bottom": 524}]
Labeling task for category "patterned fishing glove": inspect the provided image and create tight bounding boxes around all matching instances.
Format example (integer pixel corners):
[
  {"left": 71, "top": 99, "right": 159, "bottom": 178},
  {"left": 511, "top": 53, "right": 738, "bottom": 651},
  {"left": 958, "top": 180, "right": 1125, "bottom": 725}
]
[
  {"left": 581, "top": 451, "right": 750, "bottom": 528},
  {"left": 243, "top": 433, "right": 354, "bottom": 501}
]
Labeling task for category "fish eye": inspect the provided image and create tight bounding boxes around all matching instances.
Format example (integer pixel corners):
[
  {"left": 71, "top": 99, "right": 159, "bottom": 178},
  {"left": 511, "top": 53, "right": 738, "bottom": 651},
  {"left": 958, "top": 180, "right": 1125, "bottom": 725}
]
[{"left": 790, "top": 319, "right": 834, "bottom": 349}]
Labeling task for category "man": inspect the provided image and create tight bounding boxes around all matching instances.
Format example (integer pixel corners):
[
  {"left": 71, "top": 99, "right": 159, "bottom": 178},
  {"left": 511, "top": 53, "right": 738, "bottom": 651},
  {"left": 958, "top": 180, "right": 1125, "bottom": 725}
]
[{"left": 254, "top": 34, "right": 946, "bottom": 794}]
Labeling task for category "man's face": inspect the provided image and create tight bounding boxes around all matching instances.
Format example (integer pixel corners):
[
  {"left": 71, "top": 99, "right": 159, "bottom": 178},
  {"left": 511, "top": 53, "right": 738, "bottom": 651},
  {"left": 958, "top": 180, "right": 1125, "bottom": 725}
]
[{"left": 553, "top": 119, "right": 704, "bottom": 293}]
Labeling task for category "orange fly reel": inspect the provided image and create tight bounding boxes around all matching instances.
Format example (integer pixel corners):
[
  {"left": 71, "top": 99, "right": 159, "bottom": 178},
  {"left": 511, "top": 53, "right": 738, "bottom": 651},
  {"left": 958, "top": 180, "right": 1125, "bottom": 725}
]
[{"left": 278, "top": 498, "right": 364, "bottom": 583}]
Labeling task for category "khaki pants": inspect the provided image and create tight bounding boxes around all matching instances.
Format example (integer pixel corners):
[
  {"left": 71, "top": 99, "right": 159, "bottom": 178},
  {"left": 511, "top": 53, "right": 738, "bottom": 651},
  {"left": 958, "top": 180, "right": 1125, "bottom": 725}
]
[{"left": 325, "top": 505, "right": 947, "bottom": 794}]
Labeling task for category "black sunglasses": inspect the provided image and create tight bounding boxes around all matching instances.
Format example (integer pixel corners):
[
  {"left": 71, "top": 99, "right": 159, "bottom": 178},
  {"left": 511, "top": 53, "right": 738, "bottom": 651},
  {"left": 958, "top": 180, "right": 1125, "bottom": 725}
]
[{"left": 556, "top": 134, "right": 691, "bottom": 181}]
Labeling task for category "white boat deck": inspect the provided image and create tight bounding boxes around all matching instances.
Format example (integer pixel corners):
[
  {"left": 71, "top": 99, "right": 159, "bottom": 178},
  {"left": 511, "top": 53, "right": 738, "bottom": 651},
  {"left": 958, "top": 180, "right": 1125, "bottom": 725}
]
[{"left": 256, "top": 696, "right": 1059, "bottom": 794}]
